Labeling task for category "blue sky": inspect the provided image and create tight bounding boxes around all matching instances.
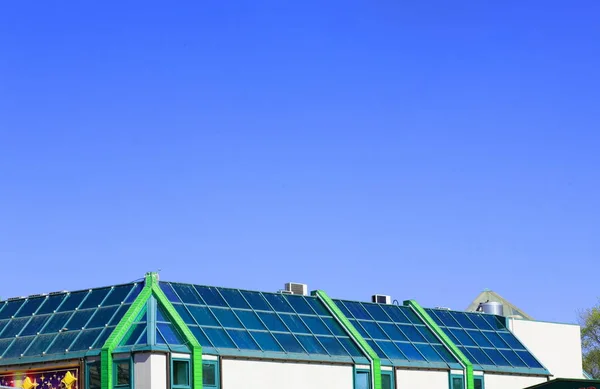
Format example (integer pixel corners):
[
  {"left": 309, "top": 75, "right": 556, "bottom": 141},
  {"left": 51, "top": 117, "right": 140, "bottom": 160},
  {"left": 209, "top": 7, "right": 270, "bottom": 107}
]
[{"left": 1, "top": 1, "right": 599, "bottom": 324}]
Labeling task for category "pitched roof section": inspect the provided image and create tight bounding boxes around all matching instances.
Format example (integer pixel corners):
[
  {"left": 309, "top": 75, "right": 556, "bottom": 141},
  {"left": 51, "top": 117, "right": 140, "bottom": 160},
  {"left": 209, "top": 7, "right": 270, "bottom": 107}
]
[{"left": 466, "top": 290, "right": 533, "bottom": 320}]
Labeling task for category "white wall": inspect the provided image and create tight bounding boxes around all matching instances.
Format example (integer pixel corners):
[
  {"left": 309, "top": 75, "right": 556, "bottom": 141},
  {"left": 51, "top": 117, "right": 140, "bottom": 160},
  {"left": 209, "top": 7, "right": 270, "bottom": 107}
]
[
  {"left": 396, "top": 369, "right": 449, "bottom": 389},
  {"left": 221, "top": 359, "right": 353, "bottom": 389},
  {"left": 134, "top": 353, "right": 167, "bottom": 389},
  {"left": 484, "top": 373, "right": 546, "bottom": 389},
  {"left": 509, "top": 318, "right": 584, "bottom": 379}
]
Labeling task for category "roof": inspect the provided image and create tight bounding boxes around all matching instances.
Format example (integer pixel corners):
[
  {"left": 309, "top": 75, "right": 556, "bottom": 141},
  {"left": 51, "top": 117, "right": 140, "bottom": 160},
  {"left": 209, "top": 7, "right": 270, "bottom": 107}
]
[
  {"left": 466, "top": 290, "right": 534, "bottom": 320},
  {"left": 524, "top": 378, "right": 600, "bottom": 389}
]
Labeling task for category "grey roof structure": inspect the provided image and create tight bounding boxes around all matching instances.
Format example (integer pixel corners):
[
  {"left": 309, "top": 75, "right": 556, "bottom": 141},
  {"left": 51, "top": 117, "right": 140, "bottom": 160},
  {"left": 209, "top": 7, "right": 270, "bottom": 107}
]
[{"left": 466, "top": 290, "right": 533, "bottom": 320}]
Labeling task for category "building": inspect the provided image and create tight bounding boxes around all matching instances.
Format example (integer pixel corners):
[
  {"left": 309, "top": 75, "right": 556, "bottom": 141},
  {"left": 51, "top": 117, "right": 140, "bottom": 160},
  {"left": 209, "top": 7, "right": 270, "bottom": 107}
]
[{"left": 0, "top": 273, "right": 587, "bottom": 389}]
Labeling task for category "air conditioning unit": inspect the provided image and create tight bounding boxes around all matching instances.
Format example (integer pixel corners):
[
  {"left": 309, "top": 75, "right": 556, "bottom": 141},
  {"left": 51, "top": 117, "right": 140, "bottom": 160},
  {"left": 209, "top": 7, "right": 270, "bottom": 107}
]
[
  {"left": 285, "top": 283, "right": 308, "bottom": 296},
  {"left": 372, "top": 295, "right": 391, "bottom": 304}
]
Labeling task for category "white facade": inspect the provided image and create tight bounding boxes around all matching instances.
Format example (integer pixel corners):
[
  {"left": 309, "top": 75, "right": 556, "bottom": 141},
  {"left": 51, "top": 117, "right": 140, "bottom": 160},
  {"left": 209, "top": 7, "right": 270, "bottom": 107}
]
[
  {"left": 221, "top": 359, "right": 353, "bottom": 389},
  {"left": 395, "top": 368, "right": 449, "bottom": 389},
  {"left": 134, "top": 353, "right": 167, "bottom": 389},
  {"left": 483, "top": 373, "right": 546, "bottom": 389},
  {"left": 508, "top": 318, "right": 584, "bottom": 379}
]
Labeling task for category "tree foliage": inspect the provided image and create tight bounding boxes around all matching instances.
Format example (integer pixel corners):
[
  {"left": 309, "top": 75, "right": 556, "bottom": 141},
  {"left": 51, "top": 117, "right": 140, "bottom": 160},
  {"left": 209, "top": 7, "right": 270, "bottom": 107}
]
[{"left": 581, "top": 301, "right": 600, "bottom": 378}]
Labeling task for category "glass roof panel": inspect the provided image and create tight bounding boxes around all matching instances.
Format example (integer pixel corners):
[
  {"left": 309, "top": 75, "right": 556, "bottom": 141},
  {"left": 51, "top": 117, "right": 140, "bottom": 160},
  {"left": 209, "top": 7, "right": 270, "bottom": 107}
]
[
  {"left": 280, "top": 314, "right": 310, "bottom": 334},
  {"left": 219, "top": 289, "right": 250, "bottom": 310},
  {"left": 227, "top": 329, "right": 260, "bottom": 350},
  {"left": 23, "top": 334, "right": 56, "bottom": 357},
  {"left": 20, "top": 315, "right": 50, "bottom": 337},
  {"left": 284, "top": 295, "right": 315, "bottom": 315},
  {"left": 1, "top": 317, "right": 30, "bottom": 338},
  {"left": 189, "top": 326, "right": 212, "bottom": 348},
  {"left": 0, "top": 301, "right": 24, "bottom": 320},
  {"left": 212, "top": 308, "right": 243, "bottom": 328},
  {"left": 57, "top": 291, "right": 88, "bottom": 312},
  {"left": 70, "top": 328, "right": 104, "bottom": 352},
  {"left": 102, "top": 284, "right": 134, "bottom": 306},
  {"left": 194, "top": 286, "right": 227, "bottom": 307},
  {"left": 36, "top": 294, "right": 65, "bottom": 315},
  {"left": 79, "top": 288, "right": 111, "bottom": 309},
  {"left": 306, "top": 297, "right": 330, "bottom": 316},
  {"left": 263, "top": 294, "right": 294, "bottom": 313},
  {"left": 172, "top": 283, "right": 204, "bottom": 305},
  {"left": 3, "top": 336, "right": 33, "bottom": 359},
  {"left": 240, "top": 291, "right": 271, "bottom": 311},
  {"left": 235, "top": 310, "right": 266, "bottom": 331},
  {"left": 15, "top": 298, "right": 45, "bottom": 318},
  {"left": 87, "top": 306, "right": 119, "bottom": 329},
  {"left": 47, "top": 331, "right": 79, "bottom": 354},
  {"left": 251, "top": 331, "right": 283, "bottom": 352}
]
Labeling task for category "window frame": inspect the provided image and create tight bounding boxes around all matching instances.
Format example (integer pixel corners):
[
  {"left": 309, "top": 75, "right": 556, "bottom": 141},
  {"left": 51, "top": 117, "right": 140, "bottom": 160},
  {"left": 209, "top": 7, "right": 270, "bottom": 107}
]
[
  {"left": 113, "top": 357, "right": 133, "bottom": 389},
  {"left": 449, "top": 373, "right": 465, "bottom": 389},
  {"left": 202, "top": 359, "right": 219, "bottom": 389},
  {"left": 86, "top": 360, "right": 101, "bottom": 389},
  {"left": 171, "top": 358, "right": 191, "bottom": 389},
  {"left": 474, "top": 375, "right": 485, "bottom": 389},
  {"left": 354, "top": 367, "right": 371, "bottom": 389},
  {"left": 380, "top": 369, "right": 394, "bottom": 389}
]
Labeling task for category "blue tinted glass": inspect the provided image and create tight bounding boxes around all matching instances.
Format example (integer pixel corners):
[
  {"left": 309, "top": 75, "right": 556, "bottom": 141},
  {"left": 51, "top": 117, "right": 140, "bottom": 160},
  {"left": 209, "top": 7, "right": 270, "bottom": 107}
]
[
  {"left": 174, "top": 304, "right": 196, "bottom": 325},
  {"left": 284, "top": 296, "right": 315, "bottom": 315},
  {"left": 1, "top": 317, "right": 30, "bottom": 337},
  {"left": 274, "top": 333, "right": 305, "bottom": 353},
  {"left": 46, "top": 331, "right": 78, "bottom": 354},
  {"left": 263, "top": 294, "right": 294, "bottom": 313},
  {"left": 41, "top": 313, "right": 72, "bottom": 334},
  {"left": 434, "top": 344, "right": 459, "bottom": 364},
  {"left": 396, "top": 342, "right": 426, "bottom": 361},
  {"left": 57, "top": 292, "right": 88, "bottom": 312},
  {"left": 203, "top": 327, "right": 236, "bottom": 349},
  {"left": 450, "top": 312, "right": 478, "bottom": 329},
  {"left": 20, "top": 315, "right": 50, "bottom": 337},
  {"left": 235, "top": 310, "right": 266, "bottom": 330},
  {"left": 400, "top": 307, "right": 422, "bottom": 324},
  {"left": 398, "top": 324, "right": 426, "bottom": 343},
  {"left": 297, "top": 335, "right": 327, "bottom": 354},
  {"left": 380, "top": 323, "right": 409, "bottom": 342},
  {"left": 36, "top": 295, "right": 65, "bottom": 315},
  {"left": 93, "top": 327, "right": 115, "bottom": 348},
  {"left": 434, "top": 310, "right": 461, "bottom": 327},
  {"left": 465, "top": 347, "right": 494, "bottom": 365},
  {"left": 499, "top": 332, "right": 525, "bottom": 349},
  {"left": 499, "top": 349, "right": 527, "bottom": 367},
  {"left": 417, "top": 325, "right": 441, "bottom": 343},
  {"left": 211, "top": 308, "right": 242, "bottom": 328},
  {"left": 251, "top": 331, "right": 283, "bottom": 352},
  {"left": 240, "top": 291, "right": 271, "bottom": 311},
  {"left": 109, "top": 304, "right": 131, "bottom": 326},
  {"left": 218, "top": 289, "right": 250, "bottom": 309},
  {"left": 125, "top": 283, "right": 144, "bottom": 303},
  {"left": 0, "top": 320, "right": 7, "bottom": 336},
  {"left": 367, "top": 340, "right": 386, "bottom": 358},
  {"left": 450, "top": 329, "right": 477, "bottom": 347},
  {"left": 342, "top": 301, "right": 372, "bottom": 320},
  {"left": 257, "top": 312, "right": 288, "bottom": 332},
  {"left": 160, "top": 283, "right": 181, "bottom": 303},
  {"left": 378, "top": 340, "right": 406, "bottom": 360},
  {"left": 482, "top": 331, "right": 510, "bottom": 348},
  {"left": 15, "top": 298, "right": 45, "bottom": 317},
  {"left": 302, "top": 316, "right": 331, "bottom": 335},
  {"left": 350, "top": 320, "right": 370, "bottom": 338},
  {"left": 427, "top": 310, "right": 445, "bottom": 326},
  {"left": 87, "top": 306, "right": 119, "bottom": 329},
  {"left": 317, "top": 336, "right": 348, "bottom": 356},
  {"left": 322, "top": 317, "right": 346, "bottom": 336},
  {"left": 195, "top": 286, "right": 227, "bottom": 307},
  {"left": 467, "top": 314, "right": 495, "bottom": 331},
  {"left": 3, "top": 336, "right": 35, "bottom": 359},
  {"left": 446, "top": 330, "right": 460, "bottom": 345},
  {"left": 157, "top": 306, "right": 167, "bottom": 322},
  {"left": 360, "top": 321, "right": 387, "bottom": 340},
  {"left": 122, "top": 324, "right": 146, "bottom": 346},
  {"left": 189, "top": 326, "right": 212, "bottom": 348},
  {"left": 24, "top": 334, "right": 56, "bottom": 356},
  {"left": 467, "top": 330, "right": 493, "bottom": 348},
  {"left": 172, "top": 284, "right": 204, "bottom": 305},
  {"left": 158, "top": 323, "right": 184, "bottom": 345},
  {"left": 279, "top": 314, "right": 310, "bottom": 334},
  {"left": 517, "top": 350, "right": 544, "bottom": 368},
  {"left": 188, "top": 306, "right": 219, "bottom": 327},
  {"left": 335, "top": 302, "right": 353, "bottom": 318},
  {"left": 415, "top": 343, "right": 444, "bottom": 362},
  {"left": 69, "top": 328, "right": 104, "bottom": 352},
  {"left": 0, "top": 301, "right": 24, "bottom": 319},
  {"left": 306, "top": 298, "right": 330, "bottom": 316},
  {"left": 483, "top": 315, "right": 506, "bottom": 330},
  {"left": 102, "top": 285, "right": 133, "bottom": 306},
  {"left": 363, "top": 304, "right": 392, "bottom": 321},
  {"left": 381, "top": 306, "right": 410, "bottom": 323},
  {"left": 355, "top": 371, "right": 370, "bottom": 389},
  {"left": 338, "top": 337, "right": 364, "bottom": 357},
  {"left": 227, "top": 329, "right": 260, "bottom": 350},
  {"left": 136, "top": 329, "right": 148, "bottom": 345},
  {"left": 66, "top": 310, "right": 94, "bottom": 330},
  {"left": 484, "top": 348, "right": 510, "bottom": 366},
  {"left": 79, "top": 289, "right": 110, "bottom": 309}
]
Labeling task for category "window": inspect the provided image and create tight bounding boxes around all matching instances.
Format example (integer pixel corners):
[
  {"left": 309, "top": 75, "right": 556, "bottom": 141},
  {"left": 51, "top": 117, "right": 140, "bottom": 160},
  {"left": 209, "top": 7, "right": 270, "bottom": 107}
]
[
  {"left": 381, "top": 370, "right": 394, "bottom": 389},
  {"left": 172, "top": 359, "right": 190, "bottom": 388},
  {"left": 450, "top": 374, "right": 464, "bottom": 389},
  {"left": 114, "top": 359, "right": 132, "bottom": 388},
  {"left": 203, "top": 360, "right": 219, "bottom": 388},
  {"left": 86, "top": 361, "right": 101, "bottom": 389},
  {"left": 474, "top": 376, "right": 484, "bottom": 389},
  {"left": 355, "top": 369, "right": 370, "bottom": 389}
]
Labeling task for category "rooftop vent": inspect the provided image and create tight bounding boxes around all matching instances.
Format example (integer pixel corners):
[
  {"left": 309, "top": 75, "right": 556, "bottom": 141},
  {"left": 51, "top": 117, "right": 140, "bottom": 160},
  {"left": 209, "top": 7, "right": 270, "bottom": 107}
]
[
  {"left": 435, "top": 306, "right": 451, "bottom": 310},
  {"left": 477, "top": 301, "right": 504, "bottom": 316},
  {"left": 49, "top": 290, "right": 69, "bottom": 295},
  {"left": 7, "top": 296, "right": 26, "bottom": 301},
  {"left": 284, "top": 283, "right": 308, "bottom": 296},
  {"left": 278, "top": 289, "right": 293, "bottom": 295},
  {"left": 372, "top": 294, "right": 391, "bottom": 304},
  {"left": 28, "top": 293, "right": 49, "bottom": 299}
]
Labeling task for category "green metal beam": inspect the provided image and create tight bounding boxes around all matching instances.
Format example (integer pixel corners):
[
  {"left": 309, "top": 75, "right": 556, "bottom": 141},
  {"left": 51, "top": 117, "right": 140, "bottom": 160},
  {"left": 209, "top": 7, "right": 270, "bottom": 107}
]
[
  {"left": 313, "top": 290, "right": 381, "bottom": 389},
  {"left": 404, "top": 300, "right": 474, "bottom": 389}
]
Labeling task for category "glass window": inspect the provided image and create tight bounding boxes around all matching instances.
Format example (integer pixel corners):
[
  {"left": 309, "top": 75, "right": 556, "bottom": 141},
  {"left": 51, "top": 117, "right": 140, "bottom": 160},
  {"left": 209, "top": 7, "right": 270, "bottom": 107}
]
[
  {"left": 174, "top": 304, "right": 196, "bottom": 325},
  {"left": 450, "top": 312, "right": 478, "bottom": 329},
  {"left": 87, "top": 361, "right": 101, "bottom": 389},
  {"left": 250, "top": 331, "right": 283, "bottom": 352},
  {"left": 451, "top": 375, "right": 464, "bottom": 389},
  {"left": 414, "top": 343, "right": 445, "bottom": 362},
  {"left": 397, "top": 324, "right": 426, "bottom": 343},
  {"left": 36, "top": 294, "right": 65, "bottom": 315},
  {"left": 301, "top": 316, "right": 331, "bottom": 335},
  {"left": 0, "top": 300, "right": 25, "bottom": 319},
  {"left": 363, "top": 304, "right": 391, "bottom": 321},
  {"left": 284, "top": 295, "right": 315, "bottom": 315},
  {"left": 240, "top": 291, "right": 271, "bottom": 311},
  {"left": 203, "top": 327, "right": 236, "bottom": 349},
  {"left": 343, "top": 301, "right": 372, "bottom": 320},
  {"left": 20, "top": 315, "right": 50, "bottom": 337},
  {"left": 355, "top": 370, "right": 370, "bottom": 389},
  {"left": 3, "top": 336, "right": 35, "bottom": 359},
  {"left": 306, "top": 297, "right": 330, "bottom": 316},
  {"left": 160, "top": 283, "right": 181, "bottom": 303},
  {"left": 24, "top": 334, "right": 56, "bottom": 356},
  {"left": 172, "top": 284, "right": 204, "bottom": 305},
  {"left": 66, "top": 309, "right": 95, "bottom": 330},
  {"left": 280, "top": 314, "right": 310, "bottom": 334},
  {"left": 189, "top": 326, "right": 212, "bottom": 348},
  {"left": 235, "top": 310, "right": 266, "bottom": 331},
  {"left": 381, "top": 371, "right": 393, "bottom": 389},
  {"left": 46, "top": 331, "right": 78, "bottom": 354},
  {"left": 57, "top": 291, "right": 88, "bottom": 312},
  {"left": 194, "top": 286, "right": 227, "bottom": 307},
  {"left": 380, "top": 323, "right": 409, "bottom": 342},
  {"left": 360, "top": 321, "right": 387, "bottom": 340},
  {"left": 202, "top": 360, "right": 219, "bottom": 388},
  {"left": 378, "top": 340, "right": 406, "bottom": 360},
  {"left": 14, "top": 297, "right": 45, "bottom": 317},
  {"left": 158, "top": 323, "right": 184, "bottom": 345},
  {"left": 381, "top": 305, "right": 410, "bottom": 323},
  {"left": 218, "top": 289, "right": 250, "bottom": 309},
  {"left": 188, "top": 306, "right": 219, "bottom": 327},
  {"left": 86, "top": 306, "right": 119, "bottom": 329},
  {"left": 102, "top": 285, "right": 134, "bottom": 307},
  {"left": 79, "top": 288, "right": 111, "bottom": 309},
  {"left": 257, "top": 312, "right": 288, "bottom": 332},
  {"left": 70, "top": 328, "right": 104, "bottom": 352},
  {"left": 172, "top": 360, "right": 190, "bottom": 388},
  {"left": 114, "top": 360, "right": 131, "bottom": 388},
  {"left": 467, "top": 330, "right": 494, "bottom": 348},
  {"left": 211, "top": 308, "right": 242, "bottom": 328},
  {"left": 296, "top": 335, "right": 327, "bottom": 354},
  {"left": 226, "top": 329, "right": 260, "bottom": 350},
  {"left": 474, "top": 376, "right": 484, "bottom": 389},
  {"left": 396, "top": 342, "right": 426, "bottom": 361},
  {"left": 263, "top": 294, "right": 294, "bottom": 313},
  {"left": 273, "top": 333, "right": 305, "bottom": 353}
]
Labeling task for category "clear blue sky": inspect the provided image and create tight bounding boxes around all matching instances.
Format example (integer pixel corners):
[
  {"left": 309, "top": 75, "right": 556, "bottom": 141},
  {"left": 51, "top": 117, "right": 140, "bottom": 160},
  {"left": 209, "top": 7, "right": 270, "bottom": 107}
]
[{"left": 1, "top": 1, "right": 599, "bottom": 324}]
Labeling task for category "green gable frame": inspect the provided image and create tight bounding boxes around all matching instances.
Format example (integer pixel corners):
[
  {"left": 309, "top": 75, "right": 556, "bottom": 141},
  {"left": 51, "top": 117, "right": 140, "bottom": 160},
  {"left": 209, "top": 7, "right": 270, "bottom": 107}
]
[
  {"left": 313, "top": 290, "right": 382, "bottom": 389},
  {"left": 101, "top": 273, "right": 203, "bottom": 389},
  {"left": 404, "top": 300, "right": 473, "bottom": 389}
]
